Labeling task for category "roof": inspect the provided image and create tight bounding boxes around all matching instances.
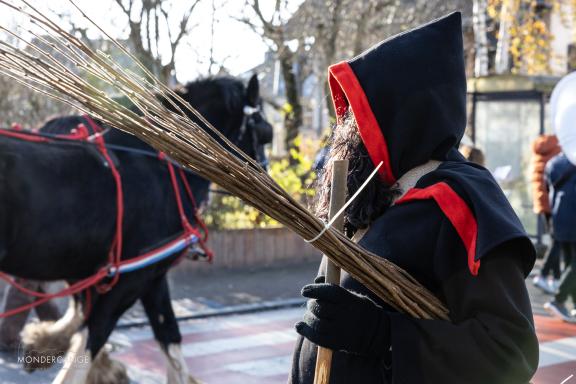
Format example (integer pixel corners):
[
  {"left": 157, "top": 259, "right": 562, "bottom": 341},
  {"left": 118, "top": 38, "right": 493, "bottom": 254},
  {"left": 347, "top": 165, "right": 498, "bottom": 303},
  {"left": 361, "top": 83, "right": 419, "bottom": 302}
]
[{"left": 467, "top": 75, "right": 562, "bottom": 95}]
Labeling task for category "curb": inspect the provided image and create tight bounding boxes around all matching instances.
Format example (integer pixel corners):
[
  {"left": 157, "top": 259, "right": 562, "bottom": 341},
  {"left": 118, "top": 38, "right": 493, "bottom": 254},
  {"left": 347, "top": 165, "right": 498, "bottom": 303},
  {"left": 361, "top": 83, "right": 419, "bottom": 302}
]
[{"left": 116, "top": 297, "right": 306, "bottom": 329}]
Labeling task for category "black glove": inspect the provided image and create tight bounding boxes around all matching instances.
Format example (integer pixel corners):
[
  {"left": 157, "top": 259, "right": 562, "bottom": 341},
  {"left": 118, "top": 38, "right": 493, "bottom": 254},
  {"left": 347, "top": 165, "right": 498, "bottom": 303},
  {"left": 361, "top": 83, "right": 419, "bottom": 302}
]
[{"left": 295, "top": 279, "right": 391, "bottom": 357}]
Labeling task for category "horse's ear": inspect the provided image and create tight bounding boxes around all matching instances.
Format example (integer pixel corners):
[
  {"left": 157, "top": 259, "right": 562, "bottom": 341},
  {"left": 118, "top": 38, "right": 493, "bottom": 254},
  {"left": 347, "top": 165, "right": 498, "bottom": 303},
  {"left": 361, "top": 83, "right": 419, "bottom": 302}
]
[{"left": 246, "top": 74, "right": 259, "bottom": 106}]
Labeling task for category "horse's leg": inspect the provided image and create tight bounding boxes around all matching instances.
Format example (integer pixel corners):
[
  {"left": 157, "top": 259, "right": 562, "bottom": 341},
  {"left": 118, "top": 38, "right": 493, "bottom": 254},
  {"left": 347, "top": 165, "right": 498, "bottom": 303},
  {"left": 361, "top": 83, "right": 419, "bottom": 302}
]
[
  {"left": 46, "top": 290, "right": 126, "bottom": 384},
  {"left": 84, "top": 277, "right": 152, "bottom": 384},
  {"left": 0, "top": 280, "right": 37, "bottom": 350},
  {"left": 21, "top": 294, "right": 83, "bottom": 372},
  {"left": 52, "top": 327, "right": 90, "bottom": 384},
  {"left": 34, "top": 282, "right": 62, "bottom": 321},
  {"left": 141, "top": 275, "right": 200, "bottom": 384}
]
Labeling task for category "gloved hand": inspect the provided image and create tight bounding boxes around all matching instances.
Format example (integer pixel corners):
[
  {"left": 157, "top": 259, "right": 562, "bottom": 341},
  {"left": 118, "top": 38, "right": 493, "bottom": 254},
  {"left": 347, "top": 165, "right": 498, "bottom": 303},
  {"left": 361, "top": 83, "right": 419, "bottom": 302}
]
[{"left": 295, "top": 277, "right": 391, "bottom": 357}]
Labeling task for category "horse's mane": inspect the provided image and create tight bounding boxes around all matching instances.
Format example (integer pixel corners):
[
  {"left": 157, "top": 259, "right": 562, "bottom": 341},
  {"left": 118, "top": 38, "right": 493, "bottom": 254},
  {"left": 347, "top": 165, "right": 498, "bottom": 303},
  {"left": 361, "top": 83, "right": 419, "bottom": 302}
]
[{"left": 177, "top": 77, "right": 245, "bottom": 115}]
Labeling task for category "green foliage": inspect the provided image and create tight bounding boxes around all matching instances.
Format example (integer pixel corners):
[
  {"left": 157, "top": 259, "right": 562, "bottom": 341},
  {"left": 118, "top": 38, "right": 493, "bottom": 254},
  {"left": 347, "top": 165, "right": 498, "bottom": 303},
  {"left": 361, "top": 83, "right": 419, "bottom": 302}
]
[{"left": 204, "top": 135, "right": 320, "bottom": 229}]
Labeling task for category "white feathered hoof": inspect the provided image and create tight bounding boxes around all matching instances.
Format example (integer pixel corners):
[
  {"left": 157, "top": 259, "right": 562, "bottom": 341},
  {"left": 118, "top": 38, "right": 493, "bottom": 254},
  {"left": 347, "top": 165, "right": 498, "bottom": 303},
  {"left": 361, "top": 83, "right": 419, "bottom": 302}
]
[
  {"left": 20, "top": 320, "right": 70, "bottom": 372},
  {"left": 163, "top": 343, "right": 202, "bottom": 384},
  {"left": 86, "top": 350, "right": 129, "bottom": 384}
]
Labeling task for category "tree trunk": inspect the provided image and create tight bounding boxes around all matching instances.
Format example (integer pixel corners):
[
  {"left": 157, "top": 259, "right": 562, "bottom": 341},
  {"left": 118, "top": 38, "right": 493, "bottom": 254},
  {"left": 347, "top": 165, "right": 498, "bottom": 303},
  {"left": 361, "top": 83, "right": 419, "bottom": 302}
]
[
  {"left": 323, "top": 0, "right": 343, "bottom": 121},
  {"left": 495, "top": 0, "right": 514, "bottom": 74},
  {"left": 279, "top": 48, "right": 303, "bottom": 163},
  {"left": 160, "top": 62, "right": 174, "bottom": 86},
  {"left": 473, "top": 0, "right": 489, "bottom": 77}
]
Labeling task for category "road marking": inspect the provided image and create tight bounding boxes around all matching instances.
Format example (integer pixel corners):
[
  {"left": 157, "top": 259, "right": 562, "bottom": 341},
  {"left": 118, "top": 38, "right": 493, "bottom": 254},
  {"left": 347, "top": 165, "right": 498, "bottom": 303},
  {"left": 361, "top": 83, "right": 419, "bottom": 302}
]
[
  {"left": 540, "top": 337, "right": 576, "bottom": 368},
  {"left": 224, "top": 355, "right": 292, "bottom": 377},
  {"left": 112, "top": 307, "right": 303, "bottom": 342},
  {"left": 181, "top": 329, "right": 297, "bottom": 357}
]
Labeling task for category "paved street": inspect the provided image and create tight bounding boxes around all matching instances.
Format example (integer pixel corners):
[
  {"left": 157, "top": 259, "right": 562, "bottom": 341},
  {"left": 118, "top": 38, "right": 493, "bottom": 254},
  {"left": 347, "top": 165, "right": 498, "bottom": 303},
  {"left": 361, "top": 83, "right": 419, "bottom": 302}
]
[
  {"left": 114, "top": 307, "right": 302, "bottom": 384},
  {"left": 116, "top": 307, "right": 576, "bottom": 384},
  {"left": 5, "top": 305, "right": 574, "bottom": 384},
  {"left": 533, "top": 314, "right": 576, "bottom": 383},
  {"left": 528, "top": 276, "right": 576, "bottom": 384},
  {"left": 0, "top": 262, "right": 575, "bottom": 383}
]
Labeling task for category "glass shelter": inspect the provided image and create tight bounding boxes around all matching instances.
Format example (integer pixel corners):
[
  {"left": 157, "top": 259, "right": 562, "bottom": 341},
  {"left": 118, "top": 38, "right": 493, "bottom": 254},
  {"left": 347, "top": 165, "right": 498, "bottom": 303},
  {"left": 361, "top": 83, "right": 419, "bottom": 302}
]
[{"left": 468, "top": 75, "right": 560, "bottom": 245}]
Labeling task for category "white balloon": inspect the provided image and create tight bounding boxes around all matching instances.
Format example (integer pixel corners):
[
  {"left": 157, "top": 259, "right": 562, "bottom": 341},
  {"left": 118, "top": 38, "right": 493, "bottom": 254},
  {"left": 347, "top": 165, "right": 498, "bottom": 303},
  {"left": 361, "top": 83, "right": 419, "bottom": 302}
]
[
  {"left": 551, "top": 72, "right": 576, "bottom": 165},
  {"left": 556, "top": 102, "right": 576, "bottom": 165}
]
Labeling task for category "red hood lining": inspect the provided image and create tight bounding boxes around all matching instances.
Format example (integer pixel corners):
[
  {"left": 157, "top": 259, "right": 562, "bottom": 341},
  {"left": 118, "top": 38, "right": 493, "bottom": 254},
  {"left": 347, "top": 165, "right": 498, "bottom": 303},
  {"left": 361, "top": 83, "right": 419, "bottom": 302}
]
[{"left": 328, "top": 61, "right": 396, "bottom": 186}]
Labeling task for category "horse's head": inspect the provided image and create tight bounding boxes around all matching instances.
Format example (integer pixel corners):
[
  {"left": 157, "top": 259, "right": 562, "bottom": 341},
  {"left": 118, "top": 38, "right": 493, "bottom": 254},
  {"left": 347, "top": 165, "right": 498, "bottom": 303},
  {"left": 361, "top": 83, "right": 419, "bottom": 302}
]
[{"left": 175, "top": 74, "right": 273, "bottom": 169}]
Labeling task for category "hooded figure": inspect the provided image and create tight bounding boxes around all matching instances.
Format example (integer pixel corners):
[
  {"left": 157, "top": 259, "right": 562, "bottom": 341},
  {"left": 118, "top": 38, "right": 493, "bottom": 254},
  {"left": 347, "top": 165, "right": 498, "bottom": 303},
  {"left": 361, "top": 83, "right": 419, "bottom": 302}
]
[{"left": 289, "top": 12, "right": 538, "bottom": 384}]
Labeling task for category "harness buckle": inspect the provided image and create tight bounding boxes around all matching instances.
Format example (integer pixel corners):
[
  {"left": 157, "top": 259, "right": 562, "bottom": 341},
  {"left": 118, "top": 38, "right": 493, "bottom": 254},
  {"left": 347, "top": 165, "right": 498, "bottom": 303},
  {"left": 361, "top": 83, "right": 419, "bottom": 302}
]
[{"left": 106, "top": 264, "right": 118, "bottom": 277}]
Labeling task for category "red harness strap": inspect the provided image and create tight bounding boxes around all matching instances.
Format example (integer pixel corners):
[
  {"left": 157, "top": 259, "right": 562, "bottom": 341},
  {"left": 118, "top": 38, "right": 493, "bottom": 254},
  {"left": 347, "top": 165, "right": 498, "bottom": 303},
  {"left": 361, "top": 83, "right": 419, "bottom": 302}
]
[
  {"left": 177, "top": 168, "right": 212, "bottom": 260},
  {"left": 0, "top": 129, "right": 51, "bottom": 142},
  {"left": 160, "top": 154, "right": 213, "bottom": 261},
  {"left": 0, "top": 119, "right": 211, "bottom": 318},
  {"left": 395, "top": 181, "right": 480, "bottom": 276},
  {"left": 92, "top": 133, "right": 124, "bottom": 294},
  {"left": 0, "top": 123, "right": 91, "bottom": 142},
  {"left": 56, "top": 124, "right": 90, "bottom": 140},
  {"left": 81, "top": 116, "right": 124, "bottom": 294},
  {"left": 0, "top": 120, "right": 125, "bottom": 318}
]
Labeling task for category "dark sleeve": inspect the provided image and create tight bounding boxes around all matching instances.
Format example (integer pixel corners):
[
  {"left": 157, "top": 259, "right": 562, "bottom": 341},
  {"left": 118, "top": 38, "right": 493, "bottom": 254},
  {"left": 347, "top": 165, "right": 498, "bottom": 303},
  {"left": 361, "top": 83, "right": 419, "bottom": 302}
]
[{"left": 387, "top": 238, "right": 539, "bottom": 384}]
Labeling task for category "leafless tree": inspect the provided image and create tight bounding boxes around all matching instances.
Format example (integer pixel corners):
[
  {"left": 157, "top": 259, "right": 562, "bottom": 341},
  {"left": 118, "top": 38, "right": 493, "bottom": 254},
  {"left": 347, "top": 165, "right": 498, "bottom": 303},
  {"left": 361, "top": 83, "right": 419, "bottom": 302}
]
[
  {"left": 0, "top": 34, "right": 73, "bottom": 128},
  {"left": 113, "top": 0, "right": 201, "bottom": 84},
  {"left": 238, "top": 0, "right": 473, "bottom": 154},
  {"left": 239, "top": 0, "right": 305, "bottom": 159},
  {"left": 290, "top": 0, "right": 471, "bottom": 116},
  {"left": 473, "top": 0, "right": 490, "bottom": 76}
]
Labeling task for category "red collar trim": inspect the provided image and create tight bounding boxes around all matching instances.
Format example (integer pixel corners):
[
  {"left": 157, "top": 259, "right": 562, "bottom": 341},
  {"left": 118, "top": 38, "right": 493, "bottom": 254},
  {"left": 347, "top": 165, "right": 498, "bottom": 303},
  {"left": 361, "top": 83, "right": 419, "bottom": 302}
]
[
  {"left": 328, "top": 61, "right": 396, "bottom": 185},
  {"left": 395, "top": 182, "right": 480, "bottom": 276}
]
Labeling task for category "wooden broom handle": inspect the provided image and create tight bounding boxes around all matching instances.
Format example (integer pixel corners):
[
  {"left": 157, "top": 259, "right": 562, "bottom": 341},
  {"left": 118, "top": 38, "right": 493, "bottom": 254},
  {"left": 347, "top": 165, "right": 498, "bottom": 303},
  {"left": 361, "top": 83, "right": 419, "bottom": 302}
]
[{"left": 313, "top": 159, "right": 349, "bottom": 384}]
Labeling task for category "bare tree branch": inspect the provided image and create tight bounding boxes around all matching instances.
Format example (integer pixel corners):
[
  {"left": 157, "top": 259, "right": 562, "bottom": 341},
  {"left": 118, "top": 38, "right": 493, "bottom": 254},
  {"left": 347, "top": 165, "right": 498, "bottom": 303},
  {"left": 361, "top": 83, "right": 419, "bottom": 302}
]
[
  {"left": 109, "top": 0, "right": 201, "bottom": 84},
  {"left": 114, "top": 0, "right": 132, "bottom": 17},
  {"left": 241, "top": 0, "right": 303, "bottom": 158}
]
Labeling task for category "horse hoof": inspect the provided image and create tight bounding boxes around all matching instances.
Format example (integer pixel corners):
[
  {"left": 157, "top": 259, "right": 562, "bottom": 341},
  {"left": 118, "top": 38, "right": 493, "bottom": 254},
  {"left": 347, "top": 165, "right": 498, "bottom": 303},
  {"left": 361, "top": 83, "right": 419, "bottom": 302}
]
[
  {"left": 20, "top": 320, "right": 70, "bottom": 372},
  {"left": 86, "top": 350, "right": 129, "bottom": 384}
]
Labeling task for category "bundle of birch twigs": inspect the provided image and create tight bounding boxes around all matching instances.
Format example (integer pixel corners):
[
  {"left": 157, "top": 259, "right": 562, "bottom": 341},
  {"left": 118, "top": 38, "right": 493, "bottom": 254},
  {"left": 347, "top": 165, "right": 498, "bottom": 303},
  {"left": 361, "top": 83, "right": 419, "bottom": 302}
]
[{"left": 0, "top": 0, "right": 449, "bottom": 320}]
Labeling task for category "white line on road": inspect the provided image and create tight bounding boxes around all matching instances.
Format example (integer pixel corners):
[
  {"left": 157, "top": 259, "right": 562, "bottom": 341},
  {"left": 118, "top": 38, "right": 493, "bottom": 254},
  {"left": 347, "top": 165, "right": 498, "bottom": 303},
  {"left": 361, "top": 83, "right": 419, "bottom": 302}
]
[
  {"left": 539, "top": 337, "right": 576, "bottom": 368},
  {"left": 224, "top": 355, "right": 293, "bottom": 377},
  {"left": 112, "top": 307, "right": 304, "bottom": 342},
  {"left": 181, "top": 329, "right": 297, "bottom": 357}
]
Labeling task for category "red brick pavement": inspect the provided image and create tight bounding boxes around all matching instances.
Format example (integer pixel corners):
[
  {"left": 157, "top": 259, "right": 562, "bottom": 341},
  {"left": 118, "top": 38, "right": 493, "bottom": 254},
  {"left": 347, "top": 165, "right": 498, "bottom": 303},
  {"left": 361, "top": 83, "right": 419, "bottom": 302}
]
[{"left": 112, "top": 309, "right": 576, "bottom": 383}]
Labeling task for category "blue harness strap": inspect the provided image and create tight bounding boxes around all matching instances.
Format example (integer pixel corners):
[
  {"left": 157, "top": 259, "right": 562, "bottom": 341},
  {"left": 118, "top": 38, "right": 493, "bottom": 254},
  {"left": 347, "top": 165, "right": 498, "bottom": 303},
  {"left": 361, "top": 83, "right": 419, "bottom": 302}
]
[{"left": 108, "top": 233, "right": 200, "bottom": 276}]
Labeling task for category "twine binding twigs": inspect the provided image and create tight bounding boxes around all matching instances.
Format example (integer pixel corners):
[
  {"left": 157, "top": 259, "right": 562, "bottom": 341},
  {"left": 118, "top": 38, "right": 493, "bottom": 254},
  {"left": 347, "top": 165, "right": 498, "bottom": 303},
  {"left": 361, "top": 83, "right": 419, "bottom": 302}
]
[{"left": 0, "top": 0, "right": 449, "bottom": 321}]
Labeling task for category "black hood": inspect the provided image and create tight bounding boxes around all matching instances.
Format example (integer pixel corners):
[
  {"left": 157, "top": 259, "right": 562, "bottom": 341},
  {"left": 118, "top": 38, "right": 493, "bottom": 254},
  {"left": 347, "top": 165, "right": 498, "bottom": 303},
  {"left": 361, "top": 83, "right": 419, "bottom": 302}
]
[
  {"left": 328, "top": 12, "right": 535, "bottom": 277},
  {"left": 328, "top": 12, "right": 466, "bottom": 185}
]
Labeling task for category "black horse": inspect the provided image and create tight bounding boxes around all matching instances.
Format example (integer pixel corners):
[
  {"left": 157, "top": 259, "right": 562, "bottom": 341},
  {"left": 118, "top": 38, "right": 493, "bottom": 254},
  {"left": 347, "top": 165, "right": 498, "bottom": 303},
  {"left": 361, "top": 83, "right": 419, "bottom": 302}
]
[{"left": 0, "top": 74, "right": 272, "bottom": 383}]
